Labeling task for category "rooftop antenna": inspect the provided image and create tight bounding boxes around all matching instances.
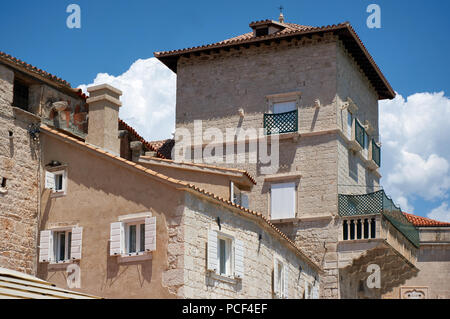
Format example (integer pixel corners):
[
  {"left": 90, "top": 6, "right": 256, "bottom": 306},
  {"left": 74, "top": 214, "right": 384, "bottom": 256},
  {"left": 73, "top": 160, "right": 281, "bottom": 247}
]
[{"left": 278, "top": 5, "right": 285, "bottom": 23}]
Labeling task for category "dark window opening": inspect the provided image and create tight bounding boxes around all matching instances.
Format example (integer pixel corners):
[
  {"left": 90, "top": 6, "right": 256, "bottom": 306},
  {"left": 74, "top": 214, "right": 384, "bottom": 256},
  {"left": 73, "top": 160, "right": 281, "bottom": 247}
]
[
  {"left": 356, "top": 219, "right": 362, "bottom": 239},
  {"left": 1, "top": 177, "right": 6, "bottom": 188},
  {"left": 255, "top": 27, "right": 269, "bottom": 37},
  {"left": 350, "top": 220, "right": 355, "bottom": 240},
  {"left": 363, "top": 219, "right": 369, "bottom": 239},
  {"left": 8, "top": 131, "right": 13, "bottom": 137},
  {"left": 343, "top": 220, "right": 348, "bottom": 240},
  {"left": 13, "top": 79, "right": 29, "bottom": 111},
  {"left": 370, "top": 218, "right": 376, "bottom": 238}
]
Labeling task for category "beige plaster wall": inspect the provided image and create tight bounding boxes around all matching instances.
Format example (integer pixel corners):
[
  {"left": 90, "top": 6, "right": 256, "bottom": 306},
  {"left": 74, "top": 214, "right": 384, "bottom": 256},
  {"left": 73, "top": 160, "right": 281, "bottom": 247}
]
[{"left": 37, "top": 132, "right": 186, "bottom": 298}]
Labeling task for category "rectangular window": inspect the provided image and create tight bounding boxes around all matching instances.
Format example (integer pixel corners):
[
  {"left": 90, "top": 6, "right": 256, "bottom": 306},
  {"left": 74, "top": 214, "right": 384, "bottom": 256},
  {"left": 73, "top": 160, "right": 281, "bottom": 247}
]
[
  {"left": 54, "top": 173, "right": 63, "bottom": 192},
  {"left": 274, "top": 259, "right": 286, "bottom": 298},
  {"left": 230, "top": 182, "right": 249, "bottom": 209},
  {"left": 217, "top": 236, "right": 232, "bottom": 276},
  {"left": 53, "top": 230, "right": 72, "bottom": 261},
  {"left": 13, "top": 79, "right": 29, "bottom": 111},
  {"left": 270, "top": 182, "right": 296, "bottom": 219},
  {"left": 125, "top": 222, "right": 145, "bottom": 254},
  {"left": 45, "top": 169, "right": 67, "bottom": 195}
]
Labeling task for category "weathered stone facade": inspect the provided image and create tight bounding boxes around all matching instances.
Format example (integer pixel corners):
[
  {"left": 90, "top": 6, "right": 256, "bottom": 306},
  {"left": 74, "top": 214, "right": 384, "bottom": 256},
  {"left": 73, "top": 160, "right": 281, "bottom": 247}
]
[
  {"left": 0, "top": 64, "right": 40, "bottom": 275},
  {"left": 169, "top": 23, "right": 411, "bottom": 298},
  {"left": 182, "top": 192, "right": 318, "bottom": 298}
]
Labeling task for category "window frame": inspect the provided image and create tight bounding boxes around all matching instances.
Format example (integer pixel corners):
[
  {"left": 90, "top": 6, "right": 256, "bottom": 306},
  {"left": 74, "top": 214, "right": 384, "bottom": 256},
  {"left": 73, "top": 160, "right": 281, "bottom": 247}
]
[
  {"left": 124, "top": 220, "right": 146, "bottom": 254},
  {"left": 46, "top": 168, "right": 68, "bottom": 197},
  {"left": 216, "top": 233, "right": 234, "bottom": 277},
  {"left": 53, "top": 229, "right": 72, "bottom": 263},
  {"left": 273, "top": 257, "right": 287, "bottom": 299}
]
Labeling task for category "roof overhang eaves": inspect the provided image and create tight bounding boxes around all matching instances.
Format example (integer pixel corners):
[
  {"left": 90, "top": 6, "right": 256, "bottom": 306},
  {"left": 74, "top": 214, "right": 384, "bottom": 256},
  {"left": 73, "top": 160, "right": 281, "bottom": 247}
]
[{"left": 155, "top": 23, "right": 395, "bottom": 100}]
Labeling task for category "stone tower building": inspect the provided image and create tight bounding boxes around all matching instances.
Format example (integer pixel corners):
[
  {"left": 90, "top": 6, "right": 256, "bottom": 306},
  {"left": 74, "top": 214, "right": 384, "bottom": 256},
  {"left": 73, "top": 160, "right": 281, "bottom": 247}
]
[
  {"left": 0, "top": 52, "right": 88, "bottom": 275},
  {"left": 155, "top": 18, "right": 419, "bottom": 298}
]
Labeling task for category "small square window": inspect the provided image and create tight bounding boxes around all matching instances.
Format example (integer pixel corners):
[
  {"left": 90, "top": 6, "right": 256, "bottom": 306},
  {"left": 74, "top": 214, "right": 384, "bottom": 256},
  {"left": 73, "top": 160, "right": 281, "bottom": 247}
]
[
  {"left": 255, "top": 27, "right": 268, "bottom": 37},
  {"left": 45, "top": 169, "right": 67, "bottom": 195}
]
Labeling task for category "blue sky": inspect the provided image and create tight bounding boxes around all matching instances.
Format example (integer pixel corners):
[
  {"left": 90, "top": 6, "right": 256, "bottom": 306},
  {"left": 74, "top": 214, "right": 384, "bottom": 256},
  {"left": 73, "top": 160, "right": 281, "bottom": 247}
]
[
  {"left": 1, "top": 0, "right": 449, "bottom": 95},
  {"left": 1, "top": 0, "right": 450, "bottom": 220}
]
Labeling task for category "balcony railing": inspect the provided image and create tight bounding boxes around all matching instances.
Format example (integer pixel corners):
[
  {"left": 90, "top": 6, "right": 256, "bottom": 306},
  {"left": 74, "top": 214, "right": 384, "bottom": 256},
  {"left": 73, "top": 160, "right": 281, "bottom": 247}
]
[
  {"left": 264, "top": 110, "right": 298, "bottom": 135},
  {"left": 338, "top": 190, "right": 420, "bottom": 247},
  {"left": 372, "top": 140, "right": 381, "bottom": 167}
]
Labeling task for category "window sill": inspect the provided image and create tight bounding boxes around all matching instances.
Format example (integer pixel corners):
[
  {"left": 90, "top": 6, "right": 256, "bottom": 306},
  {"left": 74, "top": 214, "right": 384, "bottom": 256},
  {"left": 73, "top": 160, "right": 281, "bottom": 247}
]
[
  {"left": 208, "top": 271, "right": 240, "bottom": 284},
  {"left": 0, "top": 188, "right": 7, "bottom": 195},
  {"left": 50, "top": 191, "right": 66, "bottom": 198},
  {"left": 270, "top": 217, "right": 299, "bottom": 224},
  {"left": 117, "top": 252, "right": 152, "bottom": 263},
  {"left": 47, "top": 259, "right": 78, "bottom": 269}
]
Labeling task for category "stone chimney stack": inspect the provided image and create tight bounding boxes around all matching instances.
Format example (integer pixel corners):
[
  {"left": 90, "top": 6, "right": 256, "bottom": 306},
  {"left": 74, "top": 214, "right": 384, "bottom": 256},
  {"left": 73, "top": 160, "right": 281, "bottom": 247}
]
[{"left": 86, "top": 84, "right": 122, "bottom": 155}]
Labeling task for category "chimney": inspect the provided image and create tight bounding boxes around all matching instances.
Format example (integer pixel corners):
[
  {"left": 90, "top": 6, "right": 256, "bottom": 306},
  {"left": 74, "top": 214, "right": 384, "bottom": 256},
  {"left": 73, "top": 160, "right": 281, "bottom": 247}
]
[{"left": 86, "top": 84, "right": 122, "bottom": 155}]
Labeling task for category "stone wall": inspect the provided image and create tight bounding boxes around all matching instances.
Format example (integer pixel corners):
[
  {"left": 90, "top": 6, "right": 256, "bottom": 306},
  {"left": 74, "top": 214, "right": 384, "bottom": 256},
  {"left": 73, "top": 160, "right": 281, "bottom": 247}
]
[
  {"left": 0, "top": 64, "right": 40, "bottom": 275},
  {"left": 182, "top": 192, "right": 318, "bottom": 298},
  {"left": 385, "top": 227, "right": 450, "bottom": 299}
]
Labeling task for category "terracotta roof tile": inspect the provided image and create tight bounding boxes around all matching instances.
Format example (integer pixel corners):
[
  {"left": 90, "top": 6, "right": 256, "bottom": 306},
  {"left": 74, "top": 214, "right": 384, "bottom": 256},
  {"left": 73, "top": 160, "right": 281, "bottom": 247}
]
[
  {"left": 155, "top": 21, "right": 394, "bottom": 99},
  {"left": 118, "top": 119, "right": 171, "bottom": 159},
  {"left": 403, "top": 213, "right": 450, "bottom": 227},
  {"left": 140, "top": 155, "right": 257, "bottom": 185},
  {"left": 0, "top": 51, "right": 71, "bottom": 87}
]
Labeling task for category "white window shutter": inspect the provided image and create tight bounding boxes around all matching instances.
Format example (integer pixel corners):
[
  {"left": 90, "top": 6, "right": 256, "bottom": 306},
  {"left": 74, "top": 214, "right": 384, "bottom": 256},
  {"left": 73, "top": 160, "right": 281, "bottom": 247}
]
[
  {"left": 145, "top": 217, "right": 157, "bottom": 251},
  {"left": 271, "top": 183, "right": 296, "bottom": 219},
  {"left": 39, "top": 230, "right": 53, "bottom": 262},
  {"left": 207, "top": 230, "right": 218, "bottom": 272},
  {"left": 273, "top": 261, "right": 279, "bottom": 296},
  {"left": 45, "top": 171, "right": 55, "bottom": 190},
  {"left": 71, "top": 226, "right": 83, "bottom": 260},
  {"left": 304, "top": 279, "right": 310, "bottom": 299},
  {"left": 234, "top": 239, "right": 244, "bottom": 278},
  {"left": 110, "top": 222, "right": 123, "bottom": 256},
  {"left": 312, "top": 283, "right": 319, "bottom": 299},
  {"left": 283, "top": 264, "right": 289, "bottom": 299},
  {"left": 230, "top": 181, "right": 234, "bottom": 203}
]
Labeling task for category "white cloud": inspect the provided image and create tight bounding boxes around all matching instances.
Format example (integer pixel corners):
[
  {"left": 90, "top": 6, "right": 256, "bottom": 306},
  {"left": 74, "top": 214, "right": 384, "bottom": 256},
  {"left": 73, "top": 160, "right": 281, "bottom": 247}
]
[
  {"left": 380, "top": 91, "right": 450, "bottom": 216},
  {"left": 77, "top": 57, "right": 176, "bottom": 141},
  {"left": 427, "top": 202, "right": 450, "bottom": 223}
]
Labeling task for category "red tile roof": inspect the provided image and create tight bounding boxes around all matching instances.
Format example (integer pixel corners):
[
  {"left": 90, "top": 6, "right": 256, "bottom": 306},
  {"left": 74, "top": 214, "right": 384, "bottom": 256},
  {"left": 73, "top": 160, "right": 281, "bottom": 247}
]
[
  {"left": 403, "top": 213, "right": 450, "bottom": 227},
  {"left": 147, "top": 139, "right": 175, "bottom": 159},
  {"left": 0, "top": 51, "right": 71, "bottom": 87},
  {"left": 155, "top": 21, "right": 395, "bottom": 100},
  {"left": 118, "top": 119, "right": 170, "bottom": 159}
]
